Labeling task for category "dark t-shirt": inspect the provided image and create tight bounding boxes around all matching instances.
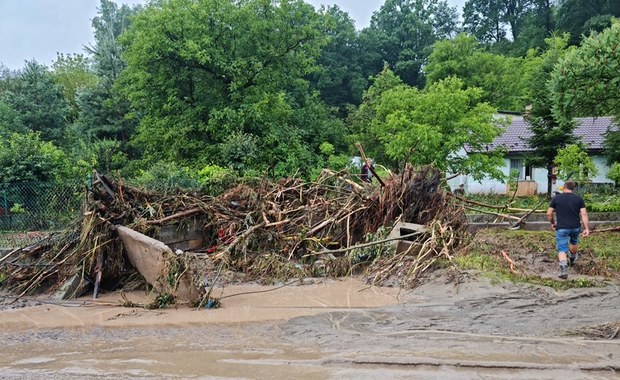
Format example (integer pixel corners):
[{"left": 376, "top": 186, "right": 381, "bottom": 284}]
[{"left": 550, "top": 192, "right": 585, "bottom": 229}]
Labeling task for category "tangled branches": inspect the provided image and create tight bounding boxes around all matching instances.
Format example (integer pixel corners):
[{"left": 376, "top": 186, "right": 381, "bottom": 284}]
[{"left": 1, "top": 165, "right": 468, "bottom": 298}]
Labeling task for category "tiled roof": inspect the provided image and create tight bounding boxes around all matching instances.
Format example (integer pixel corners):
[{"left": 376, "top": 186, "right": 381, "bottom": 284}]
[{"left": 487, "top": 115, "right": 616, "bottom": 153}]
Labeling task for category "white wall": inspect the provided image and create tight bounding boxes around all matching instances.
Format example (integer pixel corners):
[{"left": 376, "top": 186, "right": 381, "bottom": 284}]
[{"left": 448, "top": 154, "right": 613, "bottom": 195}]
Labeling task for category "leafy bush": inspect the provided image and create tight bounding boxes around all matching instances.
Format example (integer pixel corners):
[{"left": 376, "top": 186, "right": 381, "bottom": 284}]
[
  {"left": 0, "top": 132, "right": 72, "bottom": 183},
  {"left": 130, "top": 162, "right": 201, "bottom": 192},
  {"left": 198, "top": 164, "right": 239, "bottom": 196},
  {"left": 607, "top": 162, "right": 620, "bottom": 187},
  {"left": 586, "top": 199, "right": 620, "bottom": 212}
]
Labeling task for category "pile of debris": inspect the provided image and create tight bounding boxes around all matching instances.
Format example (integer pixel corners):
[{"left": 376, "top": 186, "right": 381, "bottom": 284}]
[{"left": 0, "top": 165, "right": 467, "bottom": 306}]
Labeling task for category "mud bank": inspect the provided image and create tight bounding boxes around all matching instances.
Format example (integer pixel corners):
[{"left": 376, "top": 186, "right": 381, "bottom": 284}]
[{"left": 0, "top": 274, "right": 619, "bottom": 379}]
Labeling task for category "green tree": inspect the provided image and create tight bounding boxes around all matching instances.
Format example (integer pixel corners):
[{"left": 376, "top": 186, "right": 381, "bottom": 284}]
[
  {"left": 510, "top": 0, "right": 556, "bottom": 55},
  {"left": 0, "top": 61, "right": 69, "bottom": 144},
  {"left": 463, "top": 0, "right": 534, "bottom": 44},
  {"left": 424, "top": 33, "right": 530, "bottom": 111},
  {"left": 364, "top": 72, "right": 505, "bottom": 180},
  {"left": 551, "top": 20, "right": 620, "bottom": 165},
  {"left": 462, "top": 0, "right": 507, "bottom": 44},
  {"left": 120, "top": 0, "right": 343, "bottom": 178},
  {"left": 554, "top": 144, "right": 598, "bottom": 182},
  {"left": 310, "top": 5, "right": 367, "bottom": 113},
  {"left": 52, "top": 53, "right": 97, "bottom": 124},
  {"left": 348, "top": 66, "right": 405, "bottom": 166},
  {"left": 526, "top": 35, "right": 575, "bottom": 197},
  {"left": 74, "top": 0, "right": 142, "bottom": 177},
  {"left": 360, "top": 0, "right": 459, "bottom": 88},
  {"left": 556, "top": 0, "right": 620, "bottom": 45}
]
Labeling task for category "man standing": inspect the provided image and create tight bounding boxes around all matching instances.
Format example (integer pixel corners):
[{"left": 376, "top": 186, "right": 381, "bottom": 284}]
[{"left": 547, "top": 180, "right": 590, "bottom": 279}]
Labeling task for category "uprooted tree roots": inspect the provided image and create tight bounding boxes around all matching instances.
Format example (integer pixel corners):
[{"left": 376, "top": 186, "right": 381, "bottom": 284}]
[{"left": 0, "top": 165, "right": 467, "bottom": 301}]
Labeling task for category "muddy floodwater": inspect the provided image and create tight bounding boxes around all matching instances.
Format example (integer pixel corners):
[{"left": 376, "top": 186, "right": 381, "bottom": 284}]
[{"left": 1, "top": 275, "right": 619, "bottom": 379}]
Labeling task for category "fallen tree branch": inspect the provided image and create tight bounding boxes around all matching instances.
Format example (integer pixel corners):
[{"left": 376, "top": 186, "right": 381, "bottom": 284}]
[
  {"left": 146, "top": 208, "right": 202, "bottom": 225},
  {"left": 214, "top": 221, "right": 267, "bottom": 261},
  {"left": 590, "top": 225, "right": 620, "bottom": 233},
  {"left": 511, "top": 200, "right": 545, "bottom": 229},
  {"left": 464, "top": 206, "right": 522, "bottom": 221},
  {"left": 500, "top": 250, "right": 519, "bottom": 274},
  {"left": 302, "top": 230, "right": 426, "bottom": 257},
  {"left": 448, "top": 193, "right": 546, "bottom": 213}
]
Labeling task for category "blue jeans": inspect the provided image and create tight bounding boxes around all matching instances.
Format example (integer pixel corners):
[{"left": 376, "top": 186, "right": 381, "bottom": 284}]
[{"left": 556, "top": 228, "right": 581, "bottom": 253}]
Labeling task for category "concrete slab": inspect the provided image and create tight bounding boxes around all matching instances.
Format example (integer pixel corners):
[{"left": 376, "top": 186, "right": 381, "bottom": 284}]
[
  {"left": 116, "top": 226, "right": 202, "bottom": 303},
  {"left": 387, "top": 222, "right": 426, "bottom": 254}
]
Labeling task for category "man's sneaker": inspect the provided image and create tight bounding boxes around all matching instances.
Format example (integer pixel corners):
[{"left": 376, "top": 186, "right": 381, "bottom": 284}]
[
  {"left": 569, "top": 252, "right": 578, "bottom": 266},
  {"left": 559, "top": 265, "right": 568, "bottom": 279}
]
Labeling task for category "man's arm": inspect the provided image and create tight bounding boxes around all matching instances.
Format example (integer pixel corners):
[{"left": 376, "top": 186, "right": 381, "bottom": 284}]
[
  {"left": 547, "top": 207, "right": 556, "bottom": 230},
  {"left": 580, "top": 208, "right": 590, "bottom": 237}
]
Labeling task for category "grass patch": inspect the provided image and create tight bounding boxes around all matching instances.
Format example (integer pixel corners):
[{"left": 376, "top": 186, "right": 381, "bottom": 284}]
[
  {"left": 454, "top": 252, "right": 600, "bottom": 290},
  {"left": 454, "top": 229, "right": 618, "bottom": 290}
]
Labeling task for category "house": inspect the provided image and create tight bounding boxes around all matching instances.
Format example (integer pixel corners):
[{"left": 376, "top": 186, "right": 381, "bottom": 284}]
[{"left": 448, "top": 115, "right": 616, "bottom": 194}]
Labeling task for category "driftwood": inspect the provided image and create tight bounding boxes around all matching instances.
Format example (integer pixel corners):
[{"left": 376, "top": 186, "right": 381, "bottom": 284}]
[
  {"left": 146, "top": 207, "right": 202, "bottom": 225},
  {"left": 590, "top": 225, "right": 620, "bottom": 233},
  {"left": 464, "top": 206, "right": 522, "bottom": 221},
  {"left": 511, "top": 200, "right": 546, "bottom": 229},
  {"left": 1, "top": 165, "right": 468, "bottom": 300}
]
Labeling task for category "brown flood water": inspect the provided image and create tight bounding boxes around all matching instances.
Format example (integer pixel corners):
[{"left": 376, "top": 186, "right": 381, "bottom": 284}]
[{"left": 1, "top": 276, "right": 619, "bottom": 379}]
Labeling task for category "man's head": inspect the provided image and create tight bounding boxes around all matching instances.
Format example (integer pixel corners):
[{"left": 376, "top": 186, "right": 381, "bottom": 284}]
[{"left": 563, "top": 180, "right": 576, "bottom": 191}]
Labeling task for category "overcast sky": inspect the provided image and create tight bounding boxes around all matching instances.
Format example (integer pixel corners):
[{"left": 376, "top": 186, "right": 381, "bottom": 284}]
[{"left": 0, "top": 0, "right": 466, "bottom": 70}]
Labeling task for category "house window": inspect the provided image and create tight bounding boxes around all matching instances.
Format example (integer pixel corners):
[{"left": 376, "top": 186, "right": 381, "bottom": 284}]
[
  {"left": 510, "top": 159, "right": 523, "bottom": 180},
  {"left": 510, "top": 159, "right": 534, "bottom": 180}
]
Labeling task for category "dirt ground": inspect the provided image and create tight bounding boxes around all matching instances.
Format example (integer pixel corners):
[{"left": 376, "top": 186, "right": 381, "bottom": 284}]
[{"left": 1, "top": 271, "right": 619, "bottom": 379}]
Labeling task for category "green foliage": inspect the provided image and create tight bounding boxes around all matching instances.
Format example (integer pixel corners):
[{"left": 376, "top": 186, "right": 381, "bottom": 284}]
[
  {"left": 0, "top": 132, "right": 71, "bottom": 183},
  {"left": 348, "top": 67, "right": 405, "bottom": 166},
  {"left": 462, "top": 0, "right": 508, "bottom": 44},
  {"left": 551, "top": 19, "right": 620, "bottom": 124},
  {"left": 366, "top": 73, "right": 505, "bottom": 181},
  {"left": 551, "top": 19, "right": 620, "bottom": 119},
  {"left": 586, "top": 200, "right": 620, "bottom": 212},
  {"left": 120, "top": 0, "right": 342, "bottom": 179},
  {"left": 1, "top": 61, "right": 69, "bottom": 144},
  {"left": 349, "top": 226, "right": 394, "bottom": 264},
  {"left": 52, "top": 53, "right": 97, "bottom": 123},
  {"left": 76, "top": 0, "right": 140, "bottom": 159},
  {"left": 603, "top": 128, "right": 620, "bottom": 165},
  {"left": 197, "top": 164, "right": 239, "bottom": 196},
  {"left": 130, "top": 161, "right": 201, "bottom": 191},
  {"left": 554, "top": 144, "right": 599, "bottom": 182},
  {"left": 361, "top": 0, "right": 459, "bottom": 88},
  {"left": 556, "top": 0, "right": 620, "bottom": 45},
  {"left": 607, "top": 162, "right": 620, "bottom": 186},
  {"left": 525, "top": 35, "right": 575, "bottom": 196},
  {"left": 425, "top": 33, "right": 530, "bottom": 111},
  {"left": 310, "top": 5, "right": 367, "bottom": 112},
  {"left": 151, "top": 293, "right": 174, "bottom": 309},
  {"left": 463, "top": 0, "right": 544, "bottom": 49}
]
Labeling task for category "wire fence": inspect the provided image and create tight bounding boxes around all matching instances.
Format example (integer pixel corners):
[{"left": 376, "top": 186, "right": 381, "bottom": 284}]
[{"left": 0, "top": 181, "right": 84, "bottom": 248}]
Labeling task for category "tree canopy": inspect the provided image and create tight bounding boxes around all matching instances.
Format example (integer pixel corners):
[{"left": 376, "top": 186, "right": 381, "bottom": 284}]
[
  {"left": 551, "top": 20, "right": 620, "bottom": 166},
  {"left": 356, "top": 69, "right": 505, "bottom": 180},
  {"left": 119, "top": 0, "right": 345, "bottom": 178},
  {"left": 361, "top": 0, "right": 459, "bottom": 88},
  {"left": 1, "top": 0, "right": 618, "bottom": 189}
]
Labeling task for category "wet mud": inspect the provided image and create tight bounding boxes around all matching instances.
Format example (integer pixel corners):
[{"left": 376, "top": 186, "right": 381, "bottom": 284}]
[{"left": 1, "top": 274, "right": 619, "bottom": 379}]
